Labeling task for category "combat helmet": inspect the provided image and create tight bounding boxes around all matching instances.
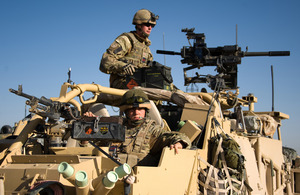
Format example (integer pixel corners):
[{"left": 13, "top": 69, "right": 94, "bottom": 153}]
[
  {"left": 120, "top": 89, "right": 151, "bottom": 112},
  {"left": 0, "top": 125, "right": 12, "bottom": 134},
  {"left": 132, "top": 9, "right": 159, "bottom": 25}
]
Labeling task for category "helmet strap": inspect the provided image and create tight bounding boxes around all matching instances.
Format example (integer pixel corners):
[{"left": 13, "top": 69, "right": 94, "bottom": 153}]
[
  {"left": 125, "top": 108, "right": 149, "bottom": 126},
  {"left": 135, "top": 25, "right": 149, "bottom": 38},
  {"left": 142, "top": 31, "right": 149, "bottom": 38},
  {"left": 129, "top": 117, "right": 145, "bottom": 126}
]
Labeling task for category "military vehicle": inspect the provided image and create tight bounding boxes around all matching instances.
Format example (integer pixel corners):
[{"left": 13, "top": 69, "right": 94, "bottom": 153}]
[{"left": 0, "top": 28, "right": 299, "bottom": 195}]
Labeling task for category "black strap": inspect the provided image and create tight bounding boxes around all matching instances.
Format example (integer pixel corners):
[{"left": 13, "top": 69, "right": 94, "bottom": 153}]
[{"left": 89, "top": 141, "right": 122, "bottom": 166}]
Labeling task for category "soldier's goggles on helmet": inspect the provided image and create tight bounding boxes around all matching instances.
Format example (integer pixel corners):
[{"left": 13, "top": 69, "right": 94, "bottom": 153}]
[
  {"left": 126, "top": 96, "right": 149, "bottom": 104},
  {"left": 143, "top": 23, "right": 155, "bottom": 28},
  {"left": 151, "top": 12, "right": 159, "bottom": 21}
]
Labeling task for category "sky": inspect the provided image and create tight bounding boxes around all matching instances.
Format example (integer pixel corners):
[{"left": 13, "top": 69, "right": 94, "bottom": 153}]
[{"left": 0, "top": 0, "right": 299, "bottom": 153}]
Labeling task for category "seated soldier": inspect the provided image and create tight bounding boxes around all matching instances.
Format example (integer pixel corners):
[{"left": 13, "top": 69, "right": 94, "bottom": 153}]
[{"left": 84, "top": 89, "right": 191, "bottom": 167}]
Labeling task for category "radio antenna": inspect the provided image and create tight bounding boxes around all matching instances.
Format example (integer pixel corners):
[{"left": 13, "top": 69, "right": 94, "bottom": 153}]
[
  {"left": 163, "top": 32, "right": 166, "bottom": 65},
  {"left": 236, "top": 24, "right": 238, "bottom": 45},
  {"left": 271, "top": 65, "right": 274, "bottom": 111}
]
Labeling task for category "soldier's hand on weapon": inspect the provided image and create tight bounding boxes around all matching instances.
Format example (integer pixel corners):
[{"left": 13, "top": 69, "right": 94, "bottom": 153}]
[
  {"left": 83, "top": 111, "right": 97, "bottom": 117},
  {"left": 170, "top": 142, "right": 183, "bottom": 154},
  {"left": 123, "top": 64, "right": 136, "bottom": 75},
  {"left": 83, "top": 111, "right": 99, "bottom": 122}
]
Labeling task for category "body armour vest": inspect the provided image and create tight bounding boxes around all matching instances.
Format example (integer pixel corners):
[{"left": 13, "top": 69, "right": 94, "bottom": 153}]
[
  {"left": 117, "top": 119, "right": 157, "bottom": 167},
  {"left": 120, "top": 32, "right": 152, "bottom": 68},
  {"left": 120, "top": 119, "right": 155, "bottom": 155}
]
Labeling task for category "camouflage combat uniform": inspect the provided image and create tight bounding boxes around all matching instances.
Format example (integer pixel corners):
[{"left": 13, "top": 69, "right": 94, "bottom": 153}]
[
  {"left": 100, "top": 31, "right": 153, "bottom": 89},
  {"left": 117, "top": 117, "right": 191, "bottom": 167}
]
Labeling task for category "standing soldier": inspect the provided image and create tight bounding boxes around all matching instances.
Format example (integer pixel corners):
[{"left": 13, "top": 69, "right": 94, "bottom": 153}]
[{"left": 100, "top": 9, "right": 159, "bottom": 89}]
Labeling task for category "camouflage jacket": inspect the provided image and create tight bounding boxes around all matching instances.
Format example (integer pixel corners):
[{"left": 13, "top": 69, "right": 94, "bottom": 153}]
[
  {"left": 99, "top": 31, "right": 153, "bottom": 89},
  {"left": 117, "top": 117, "right": 191, "bottom": 167}
]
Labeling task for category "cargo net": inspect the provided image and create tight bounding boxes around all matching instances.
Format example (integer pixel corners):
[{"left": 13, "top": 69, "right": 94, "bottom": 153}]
[
  {"left": 197, "top": 120, "right": 247, "bottom": 194},
  {"left": 197, "top": 155, "right": 246, "bottom": 195}
]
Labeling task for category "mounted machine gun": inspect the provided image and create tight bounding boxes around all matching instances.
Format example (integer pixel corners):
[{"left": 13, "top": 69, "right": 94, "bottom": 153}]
[
  {"left": 9, "top": 85, "right": 80, "bottom": 122},
  {"left": 157, "top": 28, "right": 290, "bottom": 90}
]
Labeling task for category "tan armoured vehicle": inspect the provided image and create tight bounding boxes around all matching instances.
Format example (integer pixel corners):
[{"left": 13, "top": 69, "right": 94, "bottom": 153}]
[{"left": 0, "top": 29, "right": 299, "bottom": 194}]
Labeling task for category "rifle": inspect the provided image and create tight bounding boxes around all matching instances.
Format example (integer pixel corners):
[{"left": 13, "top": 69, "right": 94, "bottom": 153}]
[
  {"left": 9, "top": 85, "right": 79, "bottom": 121},
  {"left": 157, "top": 28, "right": 290, "bottom": 90}
]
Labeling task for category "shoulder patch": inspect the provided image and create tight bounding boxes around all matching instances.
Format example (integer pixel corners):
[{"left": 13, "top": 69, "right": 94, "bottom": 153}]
[{"left": 113, "top": 46, "right": 123, "bottom": 54}]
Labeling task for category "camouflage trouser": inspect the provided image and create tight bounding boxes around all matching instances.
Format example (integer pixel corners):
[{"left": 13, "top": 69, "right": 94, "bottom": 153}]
[
  {"left": 118, "top": 152, "right": 160, "bottom": 167},
  {"left": 118, "top": 153, "right": 139, "bottom": 167},
  {"left": 110, "top": 74, "right": 127, "bottom": 89}
]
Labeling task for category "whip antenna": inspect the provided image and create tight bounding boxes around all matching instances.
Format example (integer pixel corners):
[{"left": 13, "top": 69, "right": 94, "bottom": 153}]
[
  {"left": 271, "top": 65, "right": 274, "bottom": 111},
  {"left": 236, "top": 24, "right": 238, "bottom": 45},
  {"left": 163, "top": 32, "right": 166, "bottom": 65}
]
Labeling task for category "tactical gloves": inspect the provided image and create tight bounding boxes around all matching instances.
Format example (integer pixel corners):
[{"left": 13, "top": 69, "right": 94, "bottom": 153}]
[{"left": 122, "top": 64, "right": 136, "bottom": 75}]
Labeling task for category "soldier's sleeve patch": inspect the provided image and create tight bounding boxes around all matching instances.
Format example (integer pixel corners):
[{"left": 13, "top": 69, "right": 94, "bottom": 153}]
[{"left": 113, "top": 46, "right": 123, "bottom": 54}]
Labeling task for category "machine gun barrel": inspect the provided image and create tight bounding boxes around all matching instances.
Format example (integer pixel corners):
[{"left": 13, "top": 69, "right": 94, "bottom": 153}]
[
  {"left": 9, "top": 88, "right": 54, "bottom": 107},
  {"left": 156, "top": 50, "right": 181, "bottom": 55},
  {"left": 244, "top": 51, "right": 290, "bottom": 57},
  {"left": 9, "top": 86, "right": 80, "bottom": 121}
]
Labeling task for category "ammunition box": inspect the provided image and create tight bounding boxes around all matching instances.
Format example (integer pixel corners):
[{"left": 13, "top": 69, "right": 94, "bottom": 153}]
[
  {"left": 72, "top": 116, "right": 125, "bottom": 142},
  {"left": 126, "top": 64, "right": 173, "bottom": 90}
]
